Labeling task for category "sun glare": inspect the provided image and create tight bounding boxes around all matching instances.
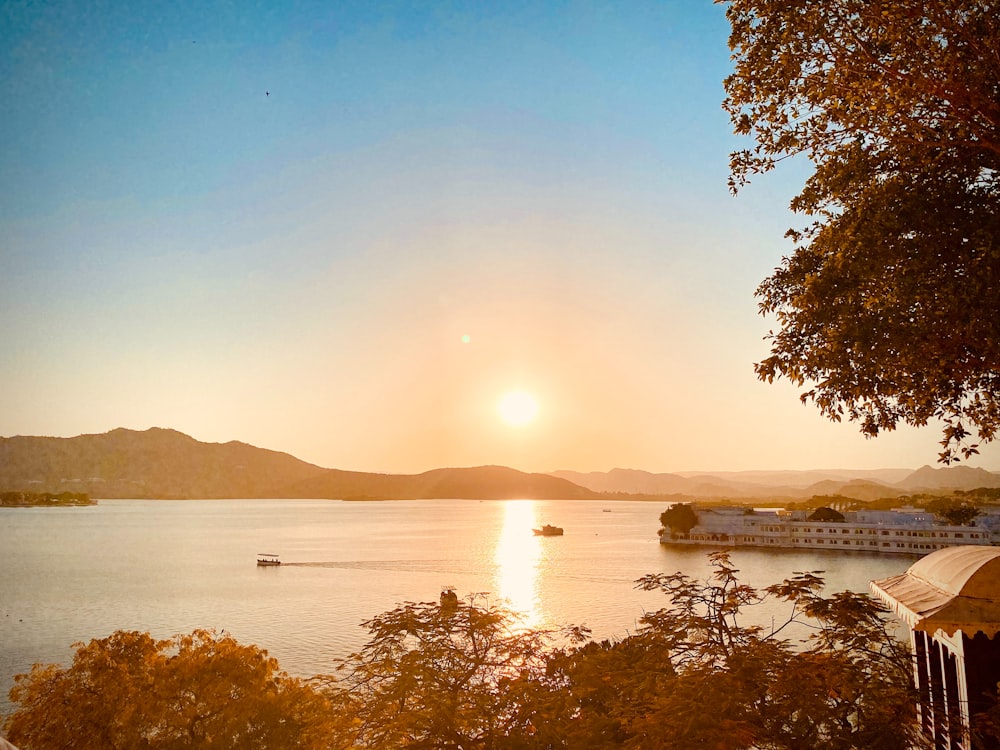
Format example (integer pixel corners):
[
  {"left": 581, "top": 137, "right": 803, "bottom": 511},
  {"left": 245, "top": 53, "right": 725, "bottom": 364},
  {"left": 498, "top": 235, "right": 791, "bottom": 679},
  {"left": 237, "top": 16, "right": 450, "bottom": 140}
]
[
  {"left": 494, "top": 500, "right": 541, "bottom": 626},
  {"left": 497, "top": 390, "right": 539, "bottom": 426}
]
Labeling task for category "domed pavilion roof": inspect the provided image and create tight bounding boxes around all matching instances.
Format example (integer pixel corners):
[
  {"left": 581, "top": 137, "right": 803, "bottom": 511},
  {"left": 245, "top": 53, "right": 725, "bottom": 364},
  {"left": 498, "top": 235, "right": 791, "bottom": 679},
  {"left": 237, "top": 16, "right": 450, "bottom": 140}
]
[{"left": 870, "top": 546, "right": 1000, "bottom": 637}]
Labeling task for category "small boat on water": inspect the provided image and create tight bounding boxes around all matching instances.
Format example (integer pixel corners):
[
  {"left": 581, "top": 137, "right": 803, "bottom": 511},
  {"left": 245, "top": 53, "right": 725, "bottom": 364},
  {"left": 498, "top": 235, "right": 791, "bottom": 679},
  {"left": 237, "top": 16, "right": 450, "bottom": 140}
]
[
  {"left": 256, "top": 553, "right": 281, "bottom": 566},
  {"left": 440, "top": 584, "right": 459, "bottom": 609},
  {"left": 532, "top": 524, "right": 564, "bottom": 536}
]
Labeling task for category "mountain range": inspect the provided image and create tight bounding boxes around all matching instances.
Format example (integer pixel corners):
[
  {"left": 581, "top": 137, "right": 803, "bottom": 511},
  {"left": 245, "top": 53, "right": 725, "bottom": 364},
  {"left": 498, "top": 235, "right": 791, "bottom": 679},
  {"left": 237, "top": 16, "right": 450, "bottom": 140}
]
[
  {"left": 2, "top": 428, "right": 999, "bottom": 501},
  {"left": 552, "top": 465, "right": 1000, "bottom": 500},
  {"left": 0, "top": 428, "right": 597, "bottom": 500}
]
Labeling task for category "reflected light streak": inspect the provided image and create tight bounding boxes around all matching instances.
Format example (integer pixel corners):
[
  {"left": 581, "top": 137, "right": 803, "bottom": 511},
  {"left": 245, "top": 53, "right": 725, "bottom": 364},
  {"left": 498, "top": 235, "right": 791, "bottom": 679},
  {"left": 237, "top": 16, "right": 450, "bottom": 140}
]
[{"left": 494, "top": 500, "right": 542, "bottom": 628}]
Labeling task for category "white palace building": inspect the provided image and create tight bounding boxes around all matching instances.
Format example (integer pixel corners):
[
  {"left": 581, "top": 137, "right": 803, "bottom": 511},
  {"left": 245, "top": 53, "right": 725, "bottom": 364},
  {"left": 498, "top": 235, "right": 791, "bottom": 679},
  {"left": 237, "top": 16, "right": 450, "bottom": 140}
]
[{"left": 660, "top": 505, "right": 999, "bottom": 555}]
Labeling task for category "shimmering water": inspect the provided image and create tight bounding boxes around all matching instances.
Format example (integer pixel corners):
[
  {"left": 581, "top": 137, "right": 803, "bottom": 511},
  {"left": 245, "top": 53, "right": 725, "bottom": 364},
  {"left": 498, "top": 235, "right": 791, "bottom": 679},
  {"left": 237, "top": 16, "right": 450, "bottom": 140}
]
[{"left": 0, "top": 498, "right": 913, "bottom": 714}]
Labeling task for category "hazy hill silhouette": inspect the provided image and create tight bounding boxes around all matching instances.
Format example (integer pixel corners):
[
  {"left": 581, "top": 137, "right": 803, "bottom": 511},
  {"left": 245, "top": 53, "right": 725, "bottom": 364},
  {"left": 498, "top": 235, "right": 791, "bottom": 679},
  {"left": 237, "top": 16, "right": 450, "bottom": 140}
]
[
  {"left": 4, "top": 428, "right": 999, "bottom": 501},
  {"left": 0, "top": 428, "right": 598, "bottom": 500},
  {"left": 896, "top": 464, "right": 1000, "bottom": 491},
  {"left": 554, "top": 465, "right": 1000, "bottom": 500},
  {"left": 287, "top": 465, "right": 599, "bottom": 500},
  {"left": 0, "top": 428, "right": 327, "bottom": 498}
]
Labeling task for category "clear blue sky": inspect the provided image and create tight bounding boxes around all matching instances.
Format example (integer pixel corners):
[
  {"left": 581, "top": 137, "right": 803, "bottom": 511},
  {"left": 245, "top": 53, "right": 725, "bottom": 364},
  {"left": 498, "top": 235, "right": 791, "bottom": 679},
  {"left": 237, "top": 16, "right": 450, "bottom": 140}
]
[{"left": 2, "top": 0, "right": 995, "bottom": 473}]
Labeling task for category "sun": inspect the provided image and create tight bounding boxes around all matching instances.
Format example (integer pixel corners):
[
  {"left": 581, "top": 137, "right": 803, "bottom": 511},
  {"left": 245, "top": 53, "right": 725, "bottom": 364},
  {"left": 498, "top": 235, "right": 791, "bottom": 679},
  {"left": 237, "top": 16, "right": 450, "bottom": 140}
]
[{"left": 497, "top": 390, "right": 539, "bottom": 427}]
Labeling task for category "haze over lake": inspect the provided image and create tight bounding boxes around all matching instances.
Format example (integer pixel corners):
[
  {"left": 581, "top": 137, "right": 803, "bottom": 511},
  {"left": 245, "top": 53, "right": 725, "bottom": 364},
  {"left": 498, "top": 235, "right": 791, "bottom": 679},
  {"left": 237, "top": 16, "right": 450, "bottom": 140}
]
[{"left": 1, "top": 498, "right": 914, "bottom": 714}]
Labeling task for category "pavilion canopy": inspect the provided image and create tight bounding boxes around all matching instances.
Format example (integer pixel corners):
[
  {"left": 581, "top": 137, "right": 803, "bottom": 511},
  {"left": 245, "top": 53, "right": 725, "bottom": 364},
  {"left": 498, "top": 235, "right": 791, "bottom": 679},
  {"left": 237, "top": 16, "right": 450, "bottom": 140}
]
[{"left": 870, "top": 546, "right": 1000, "bottom": 638}]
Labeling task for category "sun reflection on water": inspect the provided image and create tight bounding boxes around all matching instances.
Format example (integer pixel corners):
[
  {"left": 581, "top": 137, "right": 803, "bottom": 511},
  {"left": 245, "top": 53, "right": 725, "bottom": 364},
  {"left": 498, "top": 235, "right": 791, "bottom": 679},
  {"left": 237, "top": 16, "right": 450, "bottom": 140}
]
[{"left": 494, "top": 500, "right": 542, "bottom": 627}]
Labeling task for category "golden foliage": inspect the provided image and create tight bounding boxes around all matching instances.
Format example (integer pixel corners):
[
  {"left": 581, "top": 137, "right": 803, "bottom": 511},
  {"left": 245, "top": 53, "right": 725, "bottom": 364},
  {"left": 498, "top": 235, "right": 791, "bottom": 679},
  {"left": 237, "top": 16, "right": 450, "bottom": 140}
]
[
  {"left": 722, "top": 0, "right": 1000, "bottom": 462},
  {"left": 4, "top": 629, "right": 340, "bottom": 749}
]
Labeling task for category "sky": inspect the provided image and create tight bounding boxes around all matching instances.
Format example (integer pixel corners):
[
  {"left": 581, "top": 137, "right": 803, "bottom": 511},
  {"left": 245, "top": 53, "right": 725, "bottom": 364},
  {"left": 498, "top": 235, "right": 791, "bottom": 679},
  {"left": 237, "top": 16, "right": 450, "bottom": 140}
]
[{"left": 2, "top": 0, "right": 998, "bottom": 475}]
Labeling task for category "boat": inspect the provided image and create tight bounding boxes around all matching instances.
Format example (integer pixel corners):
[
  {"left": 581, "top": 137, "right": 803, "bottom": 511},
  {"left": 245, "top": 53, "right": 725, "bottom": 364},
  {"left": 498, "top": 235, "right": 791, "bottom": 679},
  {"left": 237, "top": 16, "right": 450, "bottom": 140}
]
[
  {"left": 256, "top": 553, "right": 281, "bottom": 566},
  {"left": 532, "top": 524, "right": 564, "bottom": 536},
  {"left": 440, "top": 584, "right": 459, "bottom": 609}
]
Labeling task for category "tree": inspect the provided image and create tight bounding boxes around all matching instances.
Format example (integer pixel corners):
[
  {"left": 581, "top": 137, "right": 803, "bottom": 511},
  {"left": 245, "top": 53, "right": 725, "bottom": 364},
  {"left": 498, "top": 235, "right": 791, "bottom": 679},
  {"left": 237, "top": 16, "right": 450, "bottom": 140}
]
[
  {"left": 505, "top": 632, "right": 683, "bottom": 749},
  {"left": 924, "top": 496, "right": 981, "bottom": 525},
  {"left": 318, "top": 556, "right": 925, "bottom": 749},
  {"left": 971, "top": 685, "right": 1000, "bottom": 748},
  {"left": 808, "top": 506, "right": 846, "bottom": 522},
  {"left": 3, "top": 629, "right": 337, "bottom": 749},
  {"left": 320, "top": 595, "right": 586, "bottom": 749},
  {"left": 9, "top": 566, "right": 926, "bottom": 748},
  {"left": 659, "top": 503, "right": 699, "bottom": 536},
  {"left": 628, "top": 551, "right": 925, "bottom": 749},
  {"left": 721, "top": 0, "right": 1000, "bottom": 463}
]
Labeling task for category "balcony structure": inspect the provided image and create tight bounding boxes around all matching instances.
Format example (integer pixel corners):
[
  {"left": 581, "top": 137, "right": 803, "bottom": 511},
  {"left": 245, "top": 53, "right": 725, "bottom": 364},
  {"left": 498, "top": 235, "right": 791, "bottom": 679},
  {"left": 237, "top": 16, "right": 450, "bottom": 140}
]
[{"left": 871, "top": 546, "right": 1000, "bottom": 750}]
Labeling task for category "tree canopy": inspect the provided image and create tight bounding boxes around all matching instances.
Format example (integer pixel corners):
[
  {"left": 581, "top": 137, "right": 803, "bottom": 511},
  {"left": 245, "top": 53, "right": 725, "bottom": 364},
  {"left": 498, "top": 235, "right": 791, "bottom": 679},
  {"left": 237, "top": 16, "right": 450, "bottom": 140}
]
[
  {"left": 5, "top": 556, "right": 942, "bottom": 748},
  {"left": 721, "top": 0, "right": 1000, "bottom": 463},
  {"left": 660, "top": 502, "right": 699, "bottom": 536},
  {"left": 808, "top": 506, "right": 846, "bottom": 522},
  {"left": 319, "top": 595, "right": 587, "bottom": 749},
  {"left": 320, "top": 554, "right": 924, "bottom": 749},
  {"left": 629, "top": 552, "right": 922, "bottom": 749},
  {"left": 925, "top": 496, "right": 982, "bottom": 526},
  {"left": 3, "top": 629, "right": 337, "bottom": 749}
]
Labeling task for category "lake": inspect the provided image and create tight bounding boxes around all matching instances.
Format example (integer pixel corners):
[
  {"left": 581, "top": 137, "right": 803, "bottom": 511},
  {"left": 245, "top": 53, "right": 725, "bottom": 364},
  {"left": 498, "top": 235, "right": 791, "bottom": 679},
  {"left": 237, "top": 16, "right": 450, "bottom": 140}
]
[{"left": 0, "top": 498, "right": 914, "bottom": 714}]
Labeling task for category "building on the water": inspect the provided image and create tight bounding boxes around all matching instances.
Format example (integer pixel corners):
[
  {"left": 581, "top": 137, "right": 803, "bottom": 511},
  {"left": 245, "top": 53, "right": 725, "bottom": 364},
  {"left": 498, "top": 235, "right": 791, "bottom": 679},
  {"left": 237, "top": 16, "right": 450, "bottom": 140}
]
[
  {"left": 871, "top": 546, "right": 1000, "bottom": 749},
  {"left": 660, "top": 505, "right": 997, "bottom": 555}
]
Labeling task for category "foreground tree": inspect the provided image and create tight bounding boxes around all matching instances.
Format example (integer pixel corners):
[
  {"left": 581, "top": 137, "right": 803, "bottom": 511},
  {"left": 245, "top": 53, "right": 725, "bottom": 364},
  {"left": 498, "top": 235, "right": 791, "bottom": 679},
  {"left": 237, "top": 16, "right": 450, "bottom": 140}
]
[
  {"left": 971, "top": 688, "right": 1000, "bottom": 748},
  {"left": 722, "top": 0, "right": 1000, "bottom": 462},
  {"left": 3, "top": 629, "right": 337, "bottom": 749},
  {"left": 629, "top": 552, "right": 925, "bottom": 749},
  {"left": 320, "top": 595, "right": 585, "bottom": 749},
  {"left": 325, "top": 556, "right": 923, "bottom": 749},
  {"left": 5, "top": 560, "right": 925, "bottom": 748}
]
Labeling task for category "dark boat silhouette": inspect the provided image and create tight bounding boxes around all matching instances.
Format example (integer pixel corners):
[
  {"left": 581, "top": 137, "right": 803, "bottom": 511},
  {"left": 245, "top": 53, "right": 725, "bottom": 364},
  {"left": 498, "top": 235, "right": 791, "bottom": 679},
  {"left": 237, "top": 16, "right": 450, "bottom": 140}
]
[{"left": 532, "top": 524, "right": 564, "bottom": 536}]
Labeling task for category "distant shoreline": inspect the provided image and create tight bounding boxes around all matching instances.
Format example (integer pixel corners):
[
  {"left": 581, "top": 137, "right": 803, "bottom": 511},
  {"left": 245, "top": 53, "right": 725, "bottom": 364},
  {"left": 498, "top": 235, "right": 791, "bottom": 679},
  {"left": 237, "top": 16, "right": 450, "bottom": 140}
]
[{"left": 1, "top": 491, "right": 96, "bottom": 508}]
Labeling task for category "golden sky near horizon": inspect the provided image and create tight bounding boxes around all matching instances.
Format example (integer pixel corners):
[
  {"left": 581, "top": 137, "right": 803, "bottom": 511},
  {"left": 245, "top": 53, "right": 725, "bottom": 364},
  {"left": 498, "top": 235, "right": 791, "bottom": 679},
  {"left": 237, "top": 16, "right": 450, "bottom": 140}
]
[{"left": 2, "top": 2, "right": 998, "bottom": 474}]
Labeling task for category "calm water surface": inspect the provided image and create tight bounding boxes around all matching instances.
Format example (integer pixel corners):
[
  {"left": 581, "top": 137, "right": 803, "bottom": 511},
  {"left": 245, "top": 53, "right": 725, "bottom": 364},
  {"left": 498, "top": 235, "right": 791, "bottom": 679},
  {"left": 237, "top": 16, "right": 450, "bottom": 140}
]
[{"left": 0, "top": 498, "right": 913, "bottom": 713}]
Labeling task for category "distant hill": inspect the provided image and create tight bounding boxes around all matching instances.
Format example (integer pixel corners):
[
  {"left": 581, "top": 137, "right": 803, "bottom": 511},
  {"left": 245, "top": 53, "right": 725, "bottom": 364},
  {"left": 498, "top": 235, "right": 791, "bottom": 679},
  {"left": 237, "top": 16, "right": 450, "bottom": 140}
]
[
  {"left": 287, "top": 465, "right": 600, "bottom": 500},
  {"left": 0, "top": 428, "right": 327, "bottom": 498},
  {"left": 5, "top": 427, "right": 999, "bottom": 501},
  {"left": 550, "top": 468, "right": 866, "bottom": 499},
  {"left": 0, "top": 428, "right": 599, "bottom": 500},
  {"left": 800, "top": 479, "right": 908, "bottom": 502},
  {"left": 674, "top": 468, "right": 915, "bottom": 487},
  {"left": 896, "top": 464, "right": 1000, "bottom": 492},
  {"left": 550, "top": 469, "right": 692, "bottom": 495},
  {"left": 555, "top": 465, "right": 1000, "bottom": 500}
]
